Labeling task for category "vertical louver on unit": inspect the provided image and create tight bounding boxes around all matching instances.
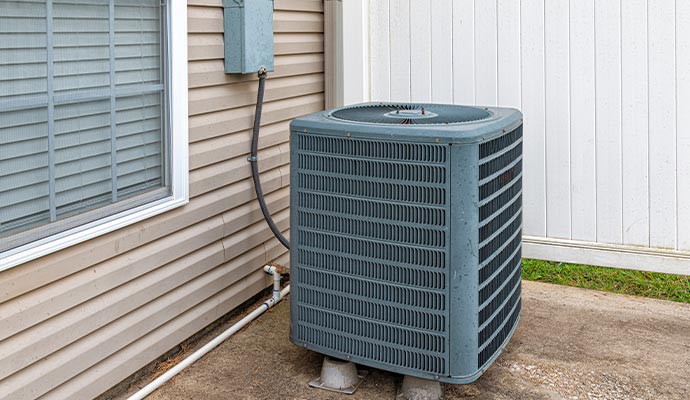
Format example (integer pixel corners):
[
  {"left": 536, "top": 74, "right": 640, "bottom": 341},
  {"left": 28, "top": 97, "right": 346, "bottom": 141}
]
[
  {"left": 477, "top": 126, "right": 523, "bottom": 369},
  {"left": 290, "top": 103, "right": 523, "bottom": 383}
]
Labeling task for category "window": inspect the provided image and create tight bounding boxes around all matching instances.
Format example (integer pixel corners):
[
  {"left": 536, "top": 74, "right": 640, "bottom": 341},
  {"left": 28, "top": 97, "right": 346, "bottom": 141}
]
[{"left": 0, "top": 0, "right": 188, "bottom": 271}]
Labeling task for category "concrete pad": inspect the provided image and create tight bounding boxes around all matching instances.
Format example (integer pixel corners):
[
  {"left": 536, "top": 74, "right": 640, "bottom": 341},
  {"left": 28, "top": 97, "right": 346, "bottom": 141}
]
[{"left": 143, "top": 281, "right": 690, "bottom": 400}]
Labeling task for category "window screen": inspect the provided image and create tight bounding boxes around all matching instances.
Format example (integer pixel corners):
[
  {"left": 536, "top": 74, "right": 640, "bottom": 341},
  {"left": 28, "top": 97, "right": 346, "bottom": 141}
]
[{"left": 0, "top": 0, "right": 170, "bottom": 252}]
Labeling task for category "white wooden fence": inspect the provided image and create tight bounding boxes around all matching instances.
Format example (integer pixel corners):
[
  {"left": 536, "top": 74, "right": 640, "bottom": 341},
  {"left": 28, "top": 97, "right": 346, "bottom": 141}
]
[{"left": 327, "top": 0, "right": 690, "bottom": 275}]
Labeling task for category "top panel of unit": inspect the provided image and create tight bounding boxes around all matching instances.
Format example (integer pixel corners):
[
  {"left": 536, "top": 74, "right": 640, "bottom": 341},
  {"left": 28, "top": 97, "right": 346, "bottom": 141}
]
[
  {"left": 292, "top": 103, "right": 523, "bottom": 144},
  {"left": 331, "top": 104, "right": 491, "bottom": 125}
]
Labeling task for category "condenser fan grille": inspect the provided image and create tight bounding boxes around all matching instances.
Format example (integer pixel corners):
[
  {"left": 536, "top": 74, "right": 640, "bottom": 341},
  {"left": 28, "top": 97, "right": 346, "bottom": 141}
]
[
  {"left": 329, "top": 104, "right": 491, "bottom": 125},
  {"left": 293, "top": 133, "right": 451, "bottom": 375}
]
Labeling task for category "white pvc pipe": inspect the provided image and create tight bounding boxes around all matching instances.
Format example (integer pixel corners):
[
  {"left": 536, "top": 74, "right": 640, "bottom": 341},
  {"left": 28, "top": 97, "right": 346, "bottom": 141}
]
[{"left": 127, "top": 268, "right": 290, "bottom": 400}]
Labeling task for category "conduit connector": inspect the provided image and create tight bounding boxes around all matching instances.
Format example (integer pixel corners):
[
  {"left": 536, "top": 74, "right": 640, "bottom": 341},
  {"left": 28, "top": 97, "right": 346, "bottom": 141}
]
[{"left": 263, "top": 265, "right": 283, "bottom": 308}]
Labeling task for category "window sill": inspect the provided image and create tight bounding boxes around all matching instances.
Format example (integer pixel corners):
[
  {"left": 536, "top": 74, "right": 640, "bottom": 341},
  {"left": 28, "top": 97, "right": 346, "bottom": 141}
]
[{"left": 0, "top": 195, "right": 188, "bottom": 273}]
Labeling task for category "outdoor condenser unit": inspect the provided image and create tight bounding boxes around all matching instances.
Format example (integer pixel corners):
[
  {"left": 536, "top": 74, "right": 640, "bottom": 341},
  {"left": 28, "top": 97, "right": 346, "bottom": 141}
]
[{"left": 289, "top": 103, "right": 523, "bottom": 383}]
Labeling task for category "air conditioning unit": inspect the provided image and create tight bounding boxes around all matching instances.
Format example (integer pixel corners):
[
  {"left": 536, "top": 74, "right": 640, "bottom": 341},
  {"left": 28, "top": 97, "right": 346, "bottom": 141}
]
[{"left": 289, "top": 103, "right": 523, "bottom": 384}]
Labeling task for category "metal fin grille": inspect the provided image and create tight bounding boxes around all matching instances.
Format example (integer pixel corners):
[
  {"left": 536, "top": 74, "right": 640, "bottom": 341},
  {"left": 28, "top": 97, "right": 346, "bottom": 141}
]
[
  {"left": 299, "top": 135, "right": 447, "bottom": 163},
  {"left": 298, "top": 192, "right": 446, "bottom": 225},
  {"left": 298, "top": 287, "right": 446, "bottom": 332},
  {"left": 297, "top": 325, "right": 446, "bottom": 373},
  {"left": 299, "top": 211, "right": 446, "bottom": 247},
  {"left": 299, "top": 153, "right": 447, "bottom": 184},
  {"left": 298, "top": 250, "right": 446, "bottom": 290},
  {"left": 478, "top": 299, "right": 521, "bottom": 367},
  {"left": 477, "top": 126, "right": 523, "bottom": 368},
  {"left": 294, "top": 134, "right": 450, "bottom": 376},
  {"left": 298, "top": 174, "right": 446, "bottom": 205}
]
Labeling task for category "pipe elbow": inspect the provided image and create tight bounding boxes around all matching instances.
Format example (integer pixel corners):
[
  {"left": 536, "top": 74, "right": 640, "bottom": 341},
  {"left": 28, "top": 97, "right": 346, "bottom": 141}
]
[{"left": 263, "top": 265, "right": 278, "bottom": 275}]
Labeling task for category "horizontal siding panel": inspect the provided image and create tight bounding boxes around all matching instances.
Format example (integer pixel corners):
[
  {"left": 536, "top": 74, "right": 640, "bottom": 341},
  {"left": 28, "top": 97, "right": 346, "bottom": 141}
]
[
  {"left": 188, "top": 73, "right": 324, "bottom": 116},
  {"left": 5, "top": 241, "right": 287, "bottom": 400},
  {"left": 187, "top": 6, "right": 224, "bottom": 33},
  {"left": 274, "top": 10, "right": 324, "bottom": 33},
  {"left": 189, "top": 120, "right": 291, "bottom": 170},
  {"left": 189, "top": 93, "right": 323, "bottom": 142},
  {"left": 0, "top": 240, "right": 225, "bottom": 381},
  {"left": 0, "top": 218, "right": 229, "bottom": 341},
  {"left": 0, "top": 200, "right": 290, "bottom": 394},
  {"left": 273, "top": 248, "right": 290, "bottom": 268},
  {"left": 275, "top": 0, "right": 324, "bottom": 13},
  {"left": 222, "top": 210, "right": 290, "bottom": 261},
  {"left": 188, "top": 33, "right": 325, "bottom": 61},
  {"left": 0, "top": 0, "right": 322, "bottom": 397},
  {"left": 188, "top": 8, "right": 323, "bottom": 34},
  {"left": 187, "top": 0, "right": 221, "bottom": 6},
  {"left": 187, "top": 33, "right": 225, "bottom": 61},
  {"left": 274, "top": 33, "right": 324, "bottom": 55},
  {"left": 189, "top": 53, "right": 324, "bottom": 88},
  {"left": 0, "top": 185, "right": 289, "bottom": 343},
  {"left": 0, "top": 167, "right": 288, "bottom": 303},
  {"left": 190, "top": 143, "right": 289, "bottom": 198},
  {"left": 41, "top": 269, "right": 274, "bottom": 400},
  {"left": 187, "top": 0, "right": 324, "bottom": 13}
]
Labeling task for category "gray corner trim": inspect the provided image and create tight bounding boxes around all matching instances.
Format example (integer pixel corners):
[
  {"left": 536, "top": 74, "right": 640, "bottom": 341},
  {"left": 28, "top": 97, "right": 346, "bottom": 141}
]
[{"left": 448, "top": 143, "right": 480, "bottom": 377}]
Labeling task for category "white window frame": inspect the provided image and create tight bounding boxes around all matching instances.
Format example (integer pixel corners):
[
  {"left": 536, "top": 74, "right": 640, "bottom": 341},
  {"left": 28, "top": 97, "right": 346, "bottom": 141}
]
[{"left": 0, "top": 2, "right": 189, "bottom": 273}]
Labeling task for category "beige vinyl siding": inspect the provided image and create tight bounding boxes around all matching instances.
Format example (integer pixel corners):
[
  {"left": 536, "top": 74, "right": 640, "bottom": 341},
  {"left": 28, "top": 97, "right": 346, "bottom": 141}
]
[{"left": 0, "top": 1, "right": 324, "bottom": 398}]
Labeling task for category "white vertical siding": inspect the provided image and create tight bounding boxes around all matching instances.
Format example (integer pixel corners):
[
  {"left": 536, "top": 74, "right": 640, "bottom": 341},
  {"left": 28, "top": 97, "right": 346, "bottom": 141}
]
[
  {"left": 389, "top": 0, "right": 411, "bottom": 101},
  {"left": 474, "top": 0, "right": 497, "bottom": 105},
  {"left": 648, "top": 0, "right": 676, "bottom": 248},
  {"left": 496, "top": 0, "right": 520, "bottom": 109},
  {"left": 519, "top": 0, "right": 546, "bottom": 238},
  {"left": 678, "top": 1, "right": 690, "bottom": 250},
  {"left": 409, "top": 0, "right": 432, "bottom": 102},
  {"left": 348, "top": 0, "right": 690, "bottom": 273},
  {"left": 369, "top": 0, "right": 390, "bottom": 101},
  {"left": 594, "top": 0, "right": 623, "bottom": 245},
  {"left": 544, "top": 0, "right": 571, "bottom": 239},
  {"left": 430, "top": 0, "right": 453, "bottom": 103},
  {"left": 621, "top": 0, "right": 649, "bottom": 246},
  {"left": 452, "top": 0, "right": 475, "bottom": 105},
  {"left": 570, "top": 0, "right": 597, "bottom": 242}
]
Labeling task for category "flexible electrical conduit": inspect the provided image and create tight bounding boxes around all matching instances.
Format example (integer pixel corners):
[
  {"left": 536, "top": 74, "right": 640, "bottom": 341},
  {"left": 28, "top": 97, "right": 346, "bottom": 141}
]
[
  {"left": 127, "top": 267, "right": 289, "bottom": 400},
  {"left": 249, "top": 68, "right": 290, "bottom": 249}
]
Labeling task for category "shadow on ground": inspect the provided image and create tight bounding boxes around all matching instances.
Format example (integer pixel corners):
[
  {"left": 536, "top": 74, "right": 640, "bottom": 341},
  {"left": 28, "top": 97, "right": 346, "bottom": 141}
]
[{"left": 130, "top": 281, "right": 690, "bottom": 400}]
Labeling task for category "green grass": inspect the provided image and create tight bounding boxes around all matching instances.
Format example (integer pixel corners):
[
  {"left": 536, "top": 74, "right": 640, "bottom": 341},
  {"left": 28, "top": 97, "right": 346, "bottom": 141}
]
[{"left": 522, "top": 259, "right": 690, "bottom": 304}]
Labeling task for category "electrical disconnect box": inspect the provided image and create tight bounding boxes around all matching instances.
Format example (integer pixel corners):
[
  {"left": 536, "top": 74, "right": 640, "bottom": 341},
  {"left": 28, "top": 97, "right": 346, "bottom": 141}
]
[{"left": 223, "top": 0, "right": 275, "bottom": 74}]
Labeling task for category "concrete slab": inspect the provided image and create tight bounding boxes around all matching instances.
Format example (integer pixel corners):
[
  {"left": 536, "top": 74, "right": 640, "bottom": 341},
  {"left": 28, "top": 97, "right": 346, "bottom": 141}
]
[{"left": 142, "top": 281, "right": 690, "bottom": 400}]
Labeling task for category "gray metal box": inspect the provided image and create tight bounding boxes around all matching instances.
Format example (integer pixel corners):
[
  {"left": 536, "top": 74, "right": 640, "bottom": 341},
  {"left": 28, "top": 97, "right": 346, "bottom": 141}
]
[
  {"left": 289, "top": 103, "right": 523, "bottom": 384},
  {"left": 223, "top": 0, "right": 275, "bottom": 74}
]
